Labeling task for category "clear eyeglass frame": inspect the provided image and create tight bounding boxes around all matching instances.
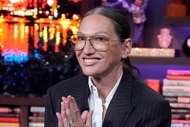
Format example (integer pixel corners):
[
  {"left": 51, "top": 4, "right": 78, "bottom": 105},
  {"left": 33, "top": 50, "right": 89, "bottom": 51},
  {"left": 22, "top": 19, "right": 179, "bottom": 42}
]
[{"left": 70, "top": 34, "right": 122, "bottom": 52}]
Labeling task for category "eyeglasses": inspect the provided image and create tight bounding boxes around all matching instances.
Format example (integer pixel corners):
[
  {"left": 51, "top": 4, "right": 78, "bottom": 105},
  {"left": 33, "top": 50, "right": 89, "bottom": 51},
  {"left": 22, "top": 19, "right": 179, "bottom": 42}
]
[{"left": 70, "top": 34, "right": 120, "bottom": 52}]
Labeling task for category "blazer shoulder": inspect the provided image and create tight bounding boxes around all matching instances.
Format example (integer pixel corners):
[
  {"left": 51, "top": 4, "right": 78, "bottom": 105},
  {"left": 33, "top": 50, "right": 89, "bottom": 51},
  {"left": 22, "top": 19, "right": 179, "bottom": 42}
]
[
  {"left": 47, "top": 74, "right": 88, "bottom": 92},
  {"left": 133, "top": 79, "right": 165, "bottom": 102}
]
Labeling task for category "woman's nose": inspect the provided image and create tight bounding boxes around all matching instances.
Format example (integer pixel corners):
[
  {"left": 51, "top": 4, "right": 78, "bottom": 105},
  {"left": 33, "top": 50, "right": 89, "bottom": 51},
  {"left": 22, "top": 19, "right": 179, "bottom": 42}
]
[{"left": 82, "top": 39, "right": 96, "bottom": 54}]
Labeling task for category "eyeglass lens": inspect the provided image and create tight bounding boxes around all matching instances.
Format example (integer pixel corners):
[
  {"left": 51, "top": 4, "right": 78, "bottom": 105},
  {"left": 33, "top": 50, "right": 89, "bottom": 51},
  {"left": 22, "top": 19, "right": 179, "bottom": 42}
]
[{"left": 70, "top": 34, "right": 110, "bottom": 51}]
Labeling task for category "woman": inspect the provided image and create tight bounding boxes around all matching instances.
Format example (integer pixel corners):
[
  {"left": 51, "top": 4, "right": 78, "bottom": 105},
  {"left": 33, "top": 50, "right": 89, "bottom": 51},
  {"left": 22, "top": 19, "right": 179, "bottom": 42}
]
[{"left": 44, "top": 6, "right": 171, "bottom": 127}]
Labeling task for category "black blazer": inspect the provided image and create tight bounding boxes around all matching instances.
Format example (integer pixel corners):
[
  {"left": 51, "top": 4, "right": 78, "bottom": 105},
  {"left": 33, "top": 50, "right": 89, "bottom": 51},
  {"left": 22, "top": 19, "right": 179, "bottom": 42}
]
[{"left": 44, "top": 70, "right": 171, "bottom": 127}]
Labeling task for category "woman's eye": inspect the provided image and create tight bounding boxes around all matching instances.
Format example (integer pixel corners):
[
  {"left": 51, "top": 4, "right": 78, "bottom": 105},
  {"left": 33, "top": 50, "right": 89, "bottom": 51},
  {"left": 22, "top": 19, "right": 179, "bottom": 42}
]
[
  {"left": 94, "top": 36, "right": 108, "bottom": 42},
  {"left": 78, "top": 36, "right": 85, "bottom": 41}
]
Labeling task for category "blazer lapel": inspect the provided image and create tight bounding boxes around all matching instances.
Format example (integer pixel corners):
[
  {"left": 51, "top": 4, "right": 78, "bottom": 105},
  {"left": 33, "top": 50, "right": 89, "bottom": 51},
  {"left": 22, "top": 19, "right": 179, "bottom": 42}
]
[
  {"left": 70, "top": 75, "right": 90, "bottom": 113},
  {"left": 103, "top": 71, "right": 136, "bottom": 127}
]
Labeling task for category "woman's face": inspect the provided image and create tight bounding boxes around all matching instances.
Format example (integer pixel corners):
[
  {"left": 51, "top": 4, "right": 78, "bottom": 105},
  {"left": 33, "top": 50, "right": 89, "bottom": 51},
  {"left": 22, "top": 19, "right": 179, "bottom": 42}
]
[{"left": 75, "top": 14, "right": 129, "bottom": 77}]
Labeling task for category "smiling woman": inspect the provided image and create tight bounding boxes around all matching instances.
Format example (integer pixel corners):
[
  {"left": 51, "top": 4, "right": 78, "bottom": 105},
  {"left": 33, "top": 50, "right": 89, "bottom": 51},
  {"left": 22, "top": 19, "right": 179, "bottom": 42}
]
[{"left": 44, "top": 6, "right": 171, "bottom": 127}]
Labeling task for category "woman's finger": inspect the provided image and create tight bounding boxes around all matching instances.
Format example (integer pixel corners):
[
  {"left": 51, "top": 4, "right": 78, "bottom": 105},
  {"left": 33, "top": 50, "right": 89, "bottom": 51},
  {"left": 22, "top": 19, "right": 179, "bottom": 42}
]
[
  {"left": 56, "top": 112, "right": 63, "bottom": 127},
  {"left": 86, "top": 110, "right": 93, "bottom": 127},
  {"left": 69, "top": 96, "right": 88, "bottom": 126},
  {"left": 64, "top": 96, "right": 75, "bottom": 127}
]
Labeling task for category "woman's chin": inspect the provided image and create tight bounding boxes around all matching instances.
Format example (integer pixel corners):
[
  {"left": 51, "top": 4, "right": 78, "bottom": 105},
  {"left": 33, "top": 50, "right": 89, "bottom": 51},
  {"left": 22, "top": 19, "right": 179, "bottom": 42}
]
[{"left": 82, "top": 69, "right": 98, "bottom": 76}]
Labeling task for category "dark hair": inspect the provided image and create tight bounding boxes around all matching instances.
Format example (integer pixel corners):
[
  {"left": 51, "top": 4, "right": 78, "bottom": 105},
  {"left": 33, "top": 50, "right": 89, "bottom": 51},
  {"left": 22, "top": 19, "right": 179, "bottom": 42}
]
[
  {"left": 82, "top": 6, "right": 140, "bottom": 78},
  {"left": 83, "top": 6, "right": 130, "bottom": 41}
]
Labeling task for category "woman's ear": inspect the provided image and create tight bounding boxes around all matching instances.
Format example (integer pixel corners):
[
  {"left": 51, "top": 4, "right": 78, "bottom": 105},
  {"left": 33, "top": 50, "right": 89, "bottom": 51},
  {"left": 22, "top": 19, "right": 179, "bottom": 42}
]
[{"left": 121, "top": 38, "right": 132, "bottom": 58}]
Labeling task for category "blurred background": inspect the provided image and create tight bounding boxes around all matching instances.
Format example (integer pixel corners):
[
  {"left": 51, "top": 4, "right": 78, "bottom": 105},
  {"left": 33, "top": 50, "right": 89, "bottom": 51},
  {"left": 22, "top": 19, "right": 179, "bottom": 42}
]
[{"left": 0, "top": 0, "right": 190, "bottom": 97}]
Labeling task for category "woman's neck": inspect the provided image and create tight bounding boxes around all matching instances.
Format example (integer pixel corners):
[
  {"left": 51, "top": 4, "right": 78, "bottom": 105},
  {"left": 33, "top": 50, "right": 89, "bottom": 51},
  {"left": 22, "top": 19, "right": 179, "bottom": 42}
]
[{"left": 91, "top": 68, "right": 123, "bottom": 101}]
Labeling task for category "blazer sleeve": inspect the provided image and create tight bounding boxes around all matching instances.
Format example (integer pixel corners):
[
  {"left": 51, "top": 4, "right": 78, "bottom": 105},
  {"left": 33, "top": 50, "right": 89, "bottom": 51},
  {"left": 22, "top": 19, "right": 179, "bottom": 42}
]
[
  {"left": 125, "top": 79, "right": 172, "bottom": 127},
  {"left": 44, "top": 88, "right": 58, "bottom": 127},
  {"left": 139, "top": 99, "right": 171, "bottom": 127}
]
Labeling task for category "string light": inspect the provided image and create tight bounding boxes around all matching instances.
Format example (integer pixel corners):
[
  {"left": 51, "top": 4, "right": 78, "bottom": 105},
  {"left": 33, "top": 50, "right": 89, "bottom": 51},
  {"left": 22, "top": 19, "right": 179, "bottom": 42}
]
[
  {"left": 0, "top": 0, "right": 82, "bottom": 97},
  {"left": 0, "top": 0, "right": 80, "bottom": 63}
]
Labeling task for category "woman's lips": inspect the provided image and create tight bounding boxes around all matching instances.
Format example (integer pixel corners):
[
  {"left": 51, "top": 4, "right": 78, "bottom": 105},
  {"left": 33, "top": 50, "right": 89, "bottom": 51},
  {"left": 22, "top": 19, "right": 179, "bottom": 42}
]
[{"left": 83, "top": 58, "right": 100, "bottom": 66}]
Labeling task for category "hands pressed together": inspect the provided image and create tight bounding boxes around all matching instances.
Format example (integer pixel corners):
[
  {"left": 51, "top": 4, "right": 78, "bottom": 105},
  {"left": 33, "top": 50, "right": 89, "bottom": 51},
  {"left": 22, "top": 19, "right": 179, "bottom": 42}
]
[{"left": 56, "top": 96, "right": 93, "bottom": 127}]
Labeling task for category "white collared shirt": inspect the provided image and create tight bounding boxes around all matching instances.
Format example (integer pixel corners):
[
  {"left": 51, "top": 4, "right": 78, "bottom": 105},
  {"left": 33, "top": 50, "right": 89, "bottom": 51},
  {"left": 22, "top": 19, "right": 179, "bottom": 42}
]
[{"left": 88, "top": 72, "right": 123, "bottom": 127}]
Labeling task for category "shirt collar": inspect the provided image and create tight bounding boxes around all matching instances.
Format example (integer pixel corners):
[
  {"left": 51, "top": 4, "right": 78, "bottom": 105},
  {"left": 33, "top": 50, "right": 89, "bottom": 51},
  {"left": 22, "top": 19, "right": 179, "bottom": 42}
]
[{"left": 88, "top": 71, "right": 123, "bottom": 108}]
